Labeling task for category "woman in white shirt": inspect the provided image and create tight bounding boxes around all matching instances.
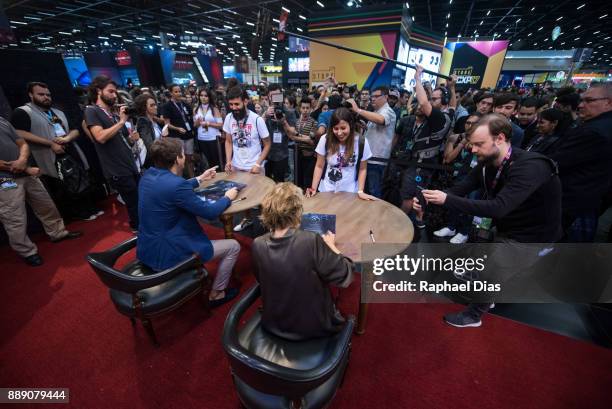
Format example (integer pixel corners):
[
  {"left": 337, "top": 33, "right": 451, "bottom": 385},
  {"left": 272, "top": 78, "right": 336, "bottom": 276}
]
[
  {"left": 307, "top": 107, "right": 377, "bottom": 200},
  {"left": 193, "top": 88, "right": 224, "bottom": 168}
]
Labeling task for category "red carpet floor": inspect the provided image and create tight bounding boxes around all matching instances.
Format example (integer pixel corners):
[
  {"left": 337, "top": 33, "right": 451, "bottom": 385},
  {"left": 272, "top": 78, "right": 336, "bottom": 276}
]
[{"left": 1, "top": 200, "right": 611, "bottom": 409}]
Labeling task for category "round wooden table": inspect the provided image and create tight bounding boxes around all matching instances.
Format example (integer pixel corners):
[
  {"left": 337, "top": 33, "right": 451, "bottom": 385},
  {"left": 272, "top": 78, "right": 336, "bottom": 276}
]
[
  {"left": 198, "top": 171, "right": 276, "bottom": 239},
  {"left": 303, "top": 192, "right": 413, "bottom": 334}
]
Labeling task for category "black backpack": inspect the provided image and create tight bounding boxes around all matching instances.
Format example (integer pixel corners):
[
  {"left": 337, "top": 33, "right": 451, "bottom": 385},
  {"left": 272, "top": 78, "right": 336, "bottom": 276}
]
[{"left": 55, "top": 153, "right": 90, "bottom": 194}]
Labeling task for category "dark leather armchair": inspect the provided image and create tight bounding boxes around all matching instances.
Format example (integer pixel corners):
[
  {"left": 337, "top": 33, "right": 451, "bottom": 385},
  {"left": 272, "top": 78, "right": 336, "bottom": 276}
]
[
  {"left": 86, "top": 237, "right": 212, "bottom": 346},
  {"left": 222, "top": 284, "right": 354, "bottom": 409}
]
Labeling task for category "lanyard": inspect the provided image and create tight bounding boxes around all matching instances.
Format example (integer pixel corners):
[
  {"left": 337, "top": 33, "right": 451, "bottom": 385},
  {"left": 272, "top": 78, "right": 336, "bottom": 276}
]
[
  {"left": 97, "top": 105, "right": 117, "bottom": 124},
  {"left": 486, "top": 146, "right": 513, "bottom": 192},
  {"left": 172, "top": 100, "right": 188, "bottom": 123}
]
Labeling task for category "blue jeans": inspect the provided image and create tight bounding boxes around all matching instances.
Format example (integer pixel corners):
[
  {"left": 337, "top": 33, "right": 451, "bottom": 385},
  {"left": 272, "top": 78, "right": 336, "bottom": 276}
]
[{"left": 366, "top": 163, "right": 386, "bottom": 198}]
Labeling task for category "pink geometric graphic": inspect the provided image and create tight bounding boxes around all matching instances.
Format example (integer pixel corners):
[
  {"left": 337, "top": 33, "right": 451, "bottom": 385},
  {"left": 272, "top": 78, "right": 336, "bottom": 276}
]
[{"left": 467, "top": 40, "right": 509, "bottom": 57}]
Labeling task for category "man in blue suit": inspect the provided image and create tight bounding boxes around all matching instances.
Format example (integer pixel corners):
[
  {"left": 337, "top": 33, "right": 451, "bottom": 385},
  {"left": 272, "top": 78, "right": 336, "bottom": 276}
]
[{"left": 137, "top": 138, "right": 240, "bottom": 306}]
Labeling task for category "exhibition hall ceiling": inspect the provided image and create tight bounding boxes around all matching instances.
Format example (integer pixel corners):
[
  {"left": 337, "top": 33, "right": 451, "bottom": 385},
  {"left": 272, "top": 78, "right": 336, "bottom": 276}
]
[{"left": 3, "top": 0, "right": 610, "bottom": 69}]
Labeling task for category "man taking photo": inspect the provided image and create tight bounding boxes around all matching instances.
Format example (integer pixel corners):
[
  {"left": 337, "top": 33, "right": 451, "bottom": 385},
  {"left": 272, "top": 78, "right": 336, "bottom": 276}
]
[{"left": 415, "top": 113, "right": 562, "bottom": 327}]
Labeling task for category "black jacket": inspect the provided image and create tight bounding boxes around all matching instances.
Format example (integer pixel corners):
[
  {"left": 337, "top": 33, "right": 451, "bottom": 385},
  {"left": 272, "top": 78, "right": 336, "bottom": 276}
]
[
  {"left": 136, "top": 116, "right": 155, "bottom": 151},
  {"left": 549, "top": 111, "right": 612, "bottom": 216},
  {"left": 445, "top": 148, "right": 562, "bottom": 243},
  {"left": 252, "top": 229, "right": 353, "bottom": 341}
]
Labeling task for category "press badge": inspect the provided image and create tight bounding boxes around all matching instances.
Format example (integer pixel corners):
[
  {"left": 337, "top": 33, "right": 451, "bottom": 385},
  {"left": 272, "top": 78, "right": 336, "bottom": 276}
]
[
  {"left": 1, "top": 180, "right": 18, "bottom": 191},
  {"left": 53, "top": 123, "right": 66, "bottom": 137},
  {"left": 273, "top": 132, "right": 282, "bottom": 144}
]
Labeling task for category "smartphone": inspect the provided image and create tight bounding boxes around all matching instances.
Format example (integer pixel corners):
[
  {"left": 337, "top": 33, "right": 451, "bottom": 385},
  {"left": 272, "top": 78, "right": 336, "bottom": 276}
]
[{"left": 416, "top": 185, "right": 426, "bottom": 207}]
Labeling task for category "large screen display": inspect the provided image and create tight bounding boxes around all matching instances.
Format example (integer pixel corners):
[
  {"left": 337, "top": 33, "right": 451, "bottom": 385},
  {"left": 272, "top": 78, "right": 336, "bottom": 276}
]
[
  {"left": 288, "top": 57, "right": 309, "bottom": 72},
  {"left": 404, "top": 48, "right": 441, "bottom": 89},
  {"left": 159, "top": 50, "right": 204, "bottom": 85},
  {"left": 289, "top": 36, "right": 309, "bottom": 52},
  {"left": 63, "top": 57, "right": 91, "bottom": 86},
  {"left": 396, "top": 38, "right": 410, "bottom": 72}
]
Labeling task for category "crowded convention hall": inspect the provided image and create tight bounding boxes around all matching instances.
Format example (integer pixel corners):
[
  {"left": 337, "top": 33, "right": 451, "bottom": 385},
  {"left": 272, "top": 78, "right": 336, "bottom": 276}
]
[{"left": 0, "top": 0, "right": 611, "bottom": 408}]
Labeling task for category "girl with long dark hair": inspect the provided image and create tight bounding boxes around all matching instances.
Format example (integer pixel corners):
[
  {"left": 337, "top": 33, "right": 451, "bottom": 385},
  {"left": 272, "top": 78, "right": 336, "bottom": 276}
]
[
  {"left": 194, "top": 87, "right": 223, "bottom": 168},
  {"left": 307, "top": 107, "right": 376, "bottom": 200}
]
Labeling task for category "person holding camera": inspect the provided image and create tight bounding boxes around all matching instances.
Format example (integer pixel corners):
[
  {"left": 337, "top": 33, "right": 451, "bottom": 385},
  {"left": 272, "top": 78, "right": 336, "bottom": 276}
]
[
  {"left": 85, "top": 75, "right": 141, "bottom": 231},
  {"left": 264, "top": 85, "right": 297, "bottom": 183},
  {"left": 345, "top": 86, "right": 396, "bottom": 199},
  {"left": 385, "top": 64, "right": 453, "bottom": 215},
  {"left": 414, "top": 113, "right": 562, "bottom": 328}
]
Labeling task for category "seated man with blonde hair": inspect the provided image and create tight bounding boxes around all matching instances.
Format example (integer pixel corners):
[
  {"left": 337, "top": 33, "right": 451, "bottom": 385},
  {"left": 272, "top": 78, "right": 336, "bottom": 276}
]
[{"left": 252, "top": 182, "right": 354, "bottom": 340}]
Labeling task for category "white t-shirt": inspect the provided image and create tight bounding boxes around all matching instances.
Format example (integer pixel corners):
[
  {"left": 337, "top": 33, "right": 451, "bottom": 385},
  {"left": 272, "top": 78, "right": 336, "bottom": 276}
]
[
  {"left": 315, "top": 134, "right": 372, "bottom": 193},
  {"left": 223, "top": 110, "right": 269, "bottom": 171},
  {"left": 194, "top": 105, "right": 221, "bottom": 141}
]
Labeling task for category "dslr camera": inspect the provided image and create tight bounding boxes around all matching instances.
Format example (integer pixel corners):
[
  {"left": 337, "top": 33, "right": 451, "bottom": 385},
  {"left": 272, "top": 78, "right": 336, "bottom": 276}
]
[{"left": 270, "top": 92, "right": 284, "bottom": 120}]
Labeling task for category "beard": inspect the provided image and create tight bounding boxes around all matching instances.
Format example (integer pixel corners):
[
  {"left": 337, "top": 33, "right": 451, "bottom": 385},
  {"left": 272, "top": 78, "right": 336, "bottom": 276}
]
[
  {"left": 101, "top": 94, "right": 116, "bottom": 106},
  {"left": 232, "top": 107, "right": 246, "bottom": 120},
  {"left": 477, "top": 146, "right": 501, "bottom": 166},
  {"left": 34, "top": 99, "right": 52, "bottom": 109}
]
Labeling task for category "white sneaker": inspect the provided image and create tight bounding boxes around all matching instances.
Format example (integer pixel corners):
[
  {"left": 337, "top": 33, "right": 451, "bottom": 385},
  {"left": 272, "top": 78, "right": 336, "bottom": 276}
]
[
  {"left": 434, "top": 227, "right": 456, "bottom": 238},
  {"left": 450, "top": 233, "right": 469, "bottom": 244},
  {"left": 233, "top": 218, "right": 253, "bottom": 232},
  {"left": 94, "top": 210, "right": 105, "bottom": 217}
]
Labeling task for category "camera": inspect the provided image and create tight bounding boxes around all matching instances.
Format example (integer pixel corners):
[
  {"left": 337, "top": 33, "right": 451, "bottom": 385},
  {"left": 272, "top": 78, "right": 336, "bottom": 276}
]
[
  {"left": 270, "top": 92, "right": 284, "bottom": 120},
  {"left": 118, "top": 103, "right": 138, "bottom": 117}
]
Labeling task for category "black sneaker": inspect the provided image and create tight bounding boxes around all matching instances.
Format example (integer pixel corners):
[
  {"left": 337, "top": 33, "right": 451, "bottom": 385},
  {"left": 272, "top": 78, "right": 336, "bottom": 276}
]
[
  {"left": 24, "top": 253, "right": 43, "bottom": 266},
  {"left": 443, "top": 310, "right": 482, "bottom": 328}
]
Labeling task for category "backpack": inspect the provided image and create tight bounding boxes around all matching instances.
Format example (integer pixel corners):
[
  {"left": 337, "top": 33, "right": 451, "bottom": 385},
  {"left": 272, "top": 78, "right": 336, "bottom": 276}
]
[{"left": 55, "top": 153, "right": 90, "bottom": 194}]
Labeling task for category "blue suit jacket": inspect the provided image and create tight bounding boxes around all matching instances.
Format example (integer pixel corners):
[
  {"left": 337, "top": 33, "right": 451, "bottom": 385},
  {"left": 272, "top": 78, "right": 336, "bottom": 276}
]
[{"left": 136, "top": 167, "right": 231, "bottom": 271}]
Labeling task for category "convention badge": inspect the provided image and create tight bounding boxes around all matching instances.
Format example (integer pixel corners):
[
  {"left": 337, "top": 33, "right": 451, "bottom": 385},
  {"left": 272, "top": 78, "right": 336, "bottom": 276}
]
[
  {"left": 53, "top": 123, "right": 67, "bottom": 137},
  {"left": 273, "top": 131, "right": 282, "bottom": 144}
]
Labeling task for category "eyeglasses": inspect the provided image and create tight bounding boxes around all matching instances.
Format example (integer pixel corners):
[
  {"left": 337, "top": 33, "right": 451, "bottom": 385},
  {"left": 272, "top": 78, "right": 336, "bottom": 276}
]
[
  {"left": 371, "top": 94, "right": 384, "bottom": 99},
  {"left": 580, "top": 97, "right": 609, "bottom": 104}
]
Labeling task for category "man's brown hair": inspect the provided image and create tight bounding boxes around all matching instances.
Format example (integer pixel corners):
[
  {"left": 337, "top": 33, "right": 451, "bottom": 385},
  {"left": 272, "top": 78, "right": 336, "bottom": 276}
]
[
  {"left": 468, "top": 113, "right": 513, "bottom": 143},
  {"left": 149, "top": 138, "right": 183, "bottom": 169}
]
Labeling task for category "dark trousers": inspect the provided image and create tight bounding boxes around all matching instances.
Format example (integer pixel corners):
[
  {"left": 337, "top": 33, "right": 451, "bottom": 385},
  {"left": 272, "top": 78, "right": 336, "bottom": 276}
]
[
  {"left": 297, "top": 151, "right": 316, "bottom": 189},
  {"left": 266, "top": 158, "right": 288, "bottom": 183},
  {"left": 197, "top": 139, "right": 221, "bottom": 169},
  {"left": 40, "top": 175, "right": 96, "bottom": 222},
  {"left": 109, "top": 174, "right": 139, "bottom": 229}
]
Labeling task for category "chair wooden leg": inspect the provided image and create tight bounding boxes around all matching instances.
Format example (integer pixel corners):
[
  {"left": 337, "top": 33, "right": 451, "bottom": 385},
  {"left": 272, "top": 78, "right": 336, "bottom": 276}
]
[
  {"left": 220, "top": 213, "right": 234, "bottom": 239},
  {"left": 141, "top": 318, "right": 160, "bottom": 347}
]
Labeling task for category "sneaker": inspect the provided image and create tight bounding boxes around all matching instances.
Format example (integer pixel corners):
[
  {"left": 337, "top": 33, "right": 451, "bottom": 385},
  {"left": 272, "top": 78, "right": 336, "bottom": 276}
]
[
  {"left": 434, "top": 227, "right": 456, "bottom": 238},
  {"left": 94, "top": 210, "right": 105, "bottom": 217},
  {"left": 443, "top": 310, "right": 482, "bottom": 328},
  {"left": 117, "top": 195, "right": 125, "bottom": 205},
  {"left": 449, "top": 233, "right": 469, "bottom": 244},
  {"left": 233, "top": 218, "right": 253, "bottom": 232},
  {"left": 79, "top": 214, "right": 98, "bottom": 221}
]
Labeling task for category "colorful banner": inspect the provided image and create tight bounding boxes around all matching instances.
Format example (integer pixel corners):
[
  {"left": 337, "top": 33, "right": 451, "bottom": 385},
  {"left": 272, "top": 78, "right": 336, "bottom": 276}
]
[
  {"left": 309, "top": 32, "right": 398, "bottom": 89},
  {"left": 440, "top": 40, "right": 509, "bottom": 89}
]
